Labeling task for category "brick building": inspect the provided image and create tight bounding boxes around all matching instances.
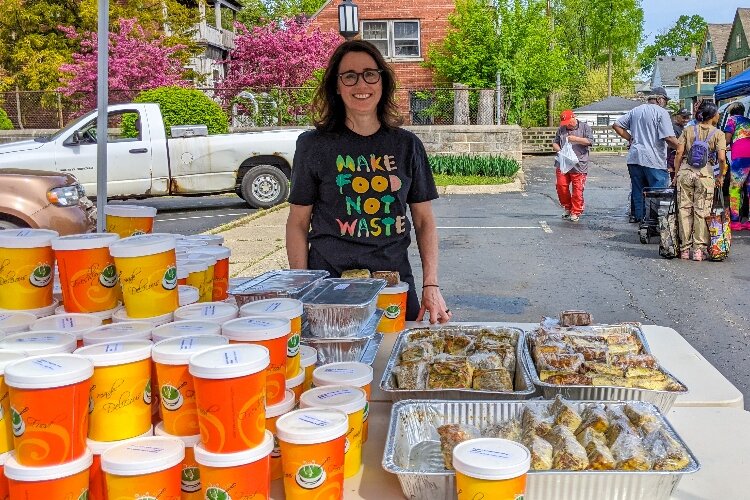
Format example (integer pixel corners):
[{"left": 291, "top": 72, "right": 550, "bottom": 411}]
[{"left": 309, "top": 0, "right": 456, "bottom": 123}]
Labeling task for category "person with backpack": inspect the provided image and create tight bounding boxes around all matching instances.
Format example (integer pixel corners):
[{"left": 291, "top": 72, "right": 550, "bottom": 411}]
[
  {"left": 723, "top": 102, "right": 750, "bottom": 231},
  {"left": 672, "top": 101, "right": 727, "bottom": 261}
]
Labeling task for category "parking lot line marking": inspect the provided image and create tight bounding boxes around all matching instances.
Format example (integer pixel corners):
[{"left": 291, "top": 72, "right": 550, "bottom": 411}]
[
  {"left": 436, "top": 226, "right": 543, "bottom": 230},
  {"left": 539, "top": 221, "right": 553, "bottom": 233},
  {"left": 156, "top": 212, "right": 249, "bottom": 222}
]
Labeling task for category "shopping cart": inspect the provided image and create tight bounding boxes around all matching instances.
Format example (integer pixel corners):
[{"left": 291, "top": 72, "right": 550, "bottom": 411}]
[{"left": 639, "top": 187, "right": 675, "bottom": 244}]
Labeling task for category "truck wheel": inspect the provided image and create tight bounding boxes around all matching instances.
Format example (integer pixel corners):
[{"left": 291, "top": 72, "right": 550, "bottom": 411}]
[
  {"left": 240, "top": 165, "right": 289, "bottom": 209},
  {"left": 0, "top": 217, "right": 24, "bottom": 230}
]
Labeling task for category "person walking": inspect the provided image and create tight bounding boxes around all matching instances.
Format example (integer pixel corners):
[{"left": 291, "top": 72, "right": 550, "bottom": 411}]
[
  {"left": 613, "top": 87, "right": 679, "bottom": 223},
  {"left": 672, "top": 101, "right": 727, "bottom": 261},
  {"left": 551, "top": 110, "right": 593, "bottom": 222},
  {"left": 723, "top": 102, "right": 750, "bottom": 230}
]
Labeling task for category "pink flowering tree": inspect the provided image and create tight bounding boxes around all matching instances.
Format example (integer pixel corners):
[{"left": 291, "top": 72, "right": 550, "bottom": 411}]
[{"left": 59, "top": 18, "right": 189, "bottom": 111}]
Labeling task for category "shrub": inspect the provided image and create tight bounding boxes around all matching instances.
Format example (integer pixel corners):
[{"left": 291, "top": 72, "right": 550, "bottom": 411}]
[
  {"left": 429, "top": 154, "right": 520, "bottom": 177},
  {"left": 0, "top": 109, "right": 13, "bottom": 130},
  {"left": 122, "top": 86, "right": 229, "bottom": 137}
]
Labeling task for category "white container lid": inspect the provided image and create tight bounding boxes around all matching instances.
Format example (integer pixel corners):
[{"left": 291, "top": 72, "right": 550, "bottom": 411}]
[
  {"left": 186, "top": 253, "right": 217, "bottom": 266},
  {"left": 153, "top": 422, "right": 201, "bottom": 447},
  {"left": 313, "top": 362, "right": 373, "bottom": 388},
  {"left": 101, "top": 436, "right": 185, "bottom": 476},
  {"left": 287, "top": 369, "right": 304, "bottom": 389},
  {"left": 0, "top": 351, "right": 26, "bottom": 375},
  {"left": 194, "top": 430, "right": 273, "bottom": 468},
  {"left": 182, "top": 234, "right": 224, "bottom": 246},
  {"left": 51, "top": 232, "right": 119, "bottom": 251},
  {"left": 266, "top": 389, "right": 296, "bottom": 418},
  {"left": 87, "top": 426, "right": 154, "bottom": 454},
  {"left": 112, "top": 308, "right": 174, "bottom": 327},
  {"left": 179, "top": 259, "right": 207, "bottom": 274},
  {"left": 0, "top": 331, "right": 77, "bottom": 355},
  {"left": 300, "top": 345, "right": 317, "bottom": 368},
  {"left": 0, "top": 229, "right": 58, "bottom": 248},
  {"left": 275, "top": 408, "right": 348, "bottom": 445},
  {"left": 0, "top": 312, "right": 37, "bottom": 335},
  {"left": 152, "top": 335, "right": 229, "bottom": 365},
  {"left": 4, "top": 449, "right": 92, "bottom": 482},
  {"left": 452, "top": 438, "right": 531, "bottom": 481},
  {"left": 31, "top": 313, "right": 102, "bottom": 336},
  {"left": 221, "top": 316, "right": 290, "bottom": 341},
  {"left": 179, "top": 285, "right": 200, "bottom": 306},
  {"left": 380, "top": 281, "right": 409, "bottom": 294},
  {"left": 239, "top": 298, "right": 303, "bottom": 320},
  {"left": 177, "top": 266, "right": 189, "bottom": 280},
  {"left": 299, "top": 385, "right": 367, "bottom": 414},
  {"left": 82, "top": 322, "right": 153, "bottom": 346},
  {"left": 75, "top": 340, "right": 152, "bottom": 366},
  {"left": 104, "top": 204, "right": 158, "bottom": 218},
  {"left": 188, "top": 344, "right": 269, "bottom": 380},
  {"left": 151, "top": 320, "right": 221, "bottom": 343},
  {"left": 187, "top": 244, "right": 229, "bottom": 258},
  {"left": 4, "top": 354, "right": 94, "bottom": 389},
  {"left": 109, "top": 234, "right": 176, "bottom": 258},
  {"left": 174, "top": 302, "right": 238, "bottom": 323},
  {"left": 55, "top": 304, "right": 121, "bottom": 322},
  {"left": 2, "top": 299, "right": 60, "bottom": 319}
]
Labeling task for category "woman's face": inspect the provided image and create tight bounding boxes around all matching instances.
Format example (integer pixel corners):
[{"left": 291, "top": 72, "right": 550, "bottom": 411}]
[{"left": 336, "top": 51, "right": 382, "bottom": 119}]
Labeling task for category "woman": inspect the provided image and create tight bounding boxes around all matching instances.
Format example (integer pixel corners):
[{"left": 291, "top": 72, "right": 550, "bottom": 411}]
[
  {"left": 673, "top": 101, "right": 727, "bottom": 261},
  {"left": 285, "top": 40, "right": 451, "bottom": 323},
  {"left": 723, "top": 102, "right": 750, "bottom": 230}
]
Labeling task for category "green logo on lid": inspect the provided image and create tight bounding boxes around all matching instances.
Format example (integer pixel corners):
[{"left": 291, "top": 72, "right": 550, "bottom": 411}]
[
  {"left": 11, "top": 407, "right": 24, "bottom": 437},
  {"left": 181, "top": 466, "right": 201, "bottom": 493},
  {"left": 99, "top": 264, "right": 118, "bottom": 288},
  {"left": 296, "top": 463, "right": 326, "bottom": 489},
  {"left": 162, "top": 265, "right": 178, "bottom": 290},
  {"left": 29, "top": 263, "right": 52, "bottom": 288},
  {"left": 384, "top": 304, "right": 401, "bottom": 320},
  {"left": 206, "top": 486, "right": 231, "bottom": 500},
  {"left": 161, "top": 384, "right": 184, "bottom": 411},
  {"left": 287, "top": 333, "right": 300, "bottom": 357},
  {"left": 143, "top": 379, "right": 152, "bottom": 405}
]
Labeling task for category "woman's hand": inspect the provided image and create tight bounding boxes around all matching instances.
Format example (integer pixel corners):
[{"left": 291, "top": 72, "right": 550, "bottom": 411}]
[{"left": 417, "top": 286, "right": 452, "bottom": 324}]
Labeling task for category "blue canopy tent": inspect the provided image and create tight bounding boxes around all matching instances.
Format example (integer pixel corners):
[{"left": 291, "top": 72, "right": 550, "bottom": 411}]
[{"left": 715, "top": 67, "right": 750, "bottom": 101}]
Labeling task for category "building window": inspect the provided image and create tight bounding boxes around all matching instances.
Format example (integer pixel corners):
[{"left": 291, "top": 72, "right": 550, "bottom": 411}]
[
  {"left": 737, "top": 33, "right": 742, "bottom": 49},
  {"left": 702, "top": 70, "right": 718, "bottom": 83},
  {"left": 596, "top": 115, "right": 609, "bottom": 126},
  {"left": 362, "top": 20, "right": 421, "bottom": 59}
]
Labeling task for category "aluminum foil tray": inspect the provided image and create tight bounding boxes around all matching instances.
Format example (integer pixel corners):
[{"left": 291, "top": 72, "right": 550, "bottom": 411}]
[
  {"left": 382, "top": 399, "right": 700, "bottom": 500},
  {"left": 301, "top": 309, "right": 384, "bottom": 364},
  {"left": 380, "top": 326, "right": 537, "bottom": 401},
  {"left": 301, "top": 278, "right": 386, "bottom": 337},
  {"left": 524, "top": 324, "right": 687, "bottom": 412},
  {"left": 229, "top": 269, "right": 329, "bottom": 307}
]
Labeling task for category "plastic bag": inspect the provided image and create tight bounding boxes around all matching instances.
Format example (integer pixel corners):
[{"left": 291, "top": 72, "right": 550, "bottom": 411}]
[
  {"left": 557, "top": 140, "right": 579, "bottom": 174},
  {"left": 707, "top": 190, "right": 731, "bottom": 261}
]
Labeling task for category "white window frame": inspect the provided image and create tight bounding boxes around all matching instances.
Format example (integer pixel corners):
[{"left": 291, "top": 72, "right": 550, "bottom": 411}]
[
  {"left": 737, "top": 33, "right": 742, "bottom": 49},
  {"left": 361, "top": 19, "right": 422, "bottom": 60},
  {"left": 702, "top": 70, "right": 718, "bottom": 84}
]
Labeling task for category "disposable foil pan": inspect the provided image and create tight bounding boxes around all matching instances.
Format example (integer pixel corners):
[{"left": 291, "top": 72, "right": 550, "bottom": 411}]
[
  {"left": 382, "top": 399, "right": 700, "bottom": 500},
  {"left": 301, "top": 278, "right": 387, "bottom": 337},
  {"left": 380, "top": 326, "right": 537, "bottom": 401},
  {"left": 301, "top": 309, "right": 384, "bottom": 364},
  {"left": 524, "top": 324, "right": 687, "bottom": 412},
  {"left": 229, "top": 269, "right": 329, "bottom": 307}
]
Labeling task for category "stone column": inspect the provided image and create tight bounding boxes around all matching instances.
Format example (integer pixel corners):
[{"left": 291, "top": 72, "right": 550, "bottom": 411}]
[
  {"left": 477, "top": 89, "right": 494, "bottom": 125},
  {"left": 453, "top": 83, "right": 470, "bottom": 125}
]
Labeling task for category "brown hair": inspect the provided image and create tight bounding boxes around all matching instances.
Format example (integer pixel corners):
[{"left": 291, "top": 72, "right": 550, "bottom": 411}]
[{"left": 312, "top": 39, "right": 403, "bottom": 131}]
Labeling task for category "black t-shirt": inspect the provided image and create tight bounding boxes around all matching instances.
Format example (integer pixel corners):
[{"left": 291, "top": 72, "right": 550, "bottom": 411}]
[{"left": 288, "top": 126, "right": 439, "bottom": 277}]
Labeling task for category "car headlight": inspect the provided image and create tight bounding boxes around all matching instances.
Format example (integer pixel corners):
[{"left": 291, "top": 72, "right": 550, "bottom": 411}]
[{"left": 47, "top": 185, "right": 82, "bottom": 206}]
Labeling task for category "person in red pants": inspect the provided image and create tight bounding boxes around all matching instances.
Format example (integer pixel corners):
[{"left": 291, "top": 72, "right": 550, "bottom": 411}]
[{"left": 552, "top": 110, "right": 594, "bottom": 222}]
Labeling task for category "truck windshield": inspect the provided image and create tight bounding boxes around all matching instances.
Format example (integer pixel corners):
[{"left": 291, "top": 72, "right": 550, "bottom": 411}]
[{"left": 36, "top": 119, "right": 85, "bottom": 143}]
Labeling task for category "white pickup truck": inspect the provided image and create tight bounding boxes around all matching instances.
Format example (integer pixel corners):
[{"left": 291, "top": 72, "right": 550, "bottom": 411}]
[{"left": 0, "top": 103, "right": 305, "bottom": 208}]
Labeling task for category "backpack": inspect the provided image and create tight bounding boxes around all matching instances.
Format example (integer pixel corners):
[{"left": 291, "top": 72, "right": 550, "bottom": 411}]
[{"left": 686, "top": 124, "right": 718, "bottom": 168}]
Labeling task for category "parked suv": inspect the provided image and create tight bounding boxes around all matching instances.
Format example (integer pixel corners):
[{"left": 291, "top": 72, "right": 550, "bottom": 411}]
[{"left": 0, "top": 169, "right": 96, "bottom": 234}]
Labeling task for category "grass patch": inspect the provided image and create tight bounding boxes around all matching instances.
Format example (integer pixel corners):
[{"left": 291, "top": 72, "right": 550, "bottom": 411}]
[
  {"left": 429, "top": 154, "right": 520, "bottom": 177},
  {"left": 433, "top": 174, "right": 514, "bottom": 186}
]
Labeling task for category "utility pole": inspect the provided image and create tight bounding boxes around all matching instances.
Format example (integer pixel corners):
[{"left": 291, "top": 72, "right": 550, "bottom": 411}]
[
  {"left": 546, "top": 0, "right": 555, "bottom": 126},
  {"left": 607, "top": 0, "right": 613, "bottom": 97}
]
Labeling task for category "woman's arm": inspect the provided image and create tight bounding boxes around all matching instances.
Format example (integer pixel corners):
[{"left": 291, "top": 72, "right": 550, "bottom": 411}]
[
  {"left": 410, "top": 201, "right": 451, "bottom": 324},
  {"left": 673, "top": 142, "right": 685, "bottom": 180},
  {"left": 286, "top": 204, "right": 313, "bottom": 269}
]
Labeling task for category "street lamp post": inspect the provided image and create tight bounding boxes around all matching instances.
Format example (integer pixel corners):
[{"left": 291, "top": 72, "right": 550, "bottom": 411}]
[{"left": 338, "top": 0, "right": 359, "bottom": 40}]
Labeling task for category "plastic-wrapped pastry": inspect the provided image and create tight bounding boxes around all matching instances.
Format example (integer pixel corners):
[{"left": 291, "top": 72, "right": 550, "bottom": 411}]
[
  {"left": 427, "top": 355, "right": 473, "bottom": 389},
  {"left": 476, "top": 329, "right": 516, "bottom": 345},
  {"left": 582, "top": 362, "right": 624, "bottom": 378},
  {"left": 548, "top": 425, "right": 589, "bottom": 470},
  {"left": 523, "top": 434, "right": 553, "bottom": 470},
  {"left": 537, "top": 353, "right": 584, "bottom": 372},
  {"left": 626, "top": 375, "right": 683, "bottom": 391},
  {"left": 576, "top": 427, "right": 606, "bottom": 450},
  {"left": 533, "top": 332, "right": 567, "bottom": 345},
  {"left": 472, "top": 369, "right": 513, "bottom": 391},
  {"left": 468, "top": 351, "right": 505, "bottom": 370},
  {"left": 559, "top": 310, "right": 593, "bottom": 327},
  {"left": 473, "top": 345, "right": 515, "bottom": 372},
  {"left": 585, "top": 437, "right": 616, "bottom": 470},
  {"left": 522, "top": 406, "right": 554, "bottom": 437},
  {"left": 443, "top": 333, "right": 473, "bottom": 355},
  {"left": 437, "top": 424, "right": 481, "bottom": 470},
  {"left": 622, "top": 403, "right": 659, "bottom": 428},
  {"left": 407, "top": 329, "right": 435, "bottom": 342},
  {"left": 533, "top": 342, "right": 570, "bottom": 360},
  {"left": 371, "top": 270, "right": 400, "bottom": 286},
  {"left": 610, "top": 353, "right": 658, "bottom": 369},
  {"left": 566, "top": 336, "right": 607, "bottom": 351},
  {"left": 608, "top": 342, "right": 641, "bottom": 356},
  {"left": 576, "top": 346, "right": 609, "bottom": 362},
  {"left": 483, "top": 419, "right": 522, "bottom": 442},
  {"left": 393, "top": 361, "right": 428, "bottom": 389},
  {"left": 544, "top": 373, "right": 592, "bottom": 386},
  {"left": 341, "top": 269, "right": 371, "bottom": 278},
  {"left": 400, "top": 341, "right": 437, "bottom": 363},
  {"left": 576, "top": 404, "right": 609, "bottom": 434},
  {"left": 603, "top": 332, "right": 639, "bottom": 347},
  {"left": 643, "top": 428, "right": 690, "bottom": 471},
  {"left": 625, "top": 367, "right": 666, "bottom": 379},
  {"left": 550, "top": 395, "right": 582, "bottom": 432},
  {"left": 610, "top": 432, "right": 652, "bottom": 470},
  {"left": 591, "top": 375, "right": 630, "bottom": 387},
  {"left": 605, "top": 416, "right": 638, "bottom": 447}
]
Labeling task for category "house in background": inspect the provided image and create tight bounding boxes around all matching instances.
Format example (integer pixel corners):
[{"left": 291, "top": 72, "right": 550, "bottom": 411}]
[
  {"left": 678, "top": 23, "right": 731, "bottom": 110},
  {"left": 309, "top": 0, "right": 456, "bottom": 123},
  {"left": 724, "top": 8, "right": 750, "bottom": 81},
  {"left": 650, "top": 55, "right": 697, "bottom": 102},
  {"left": 574, "top": 96, "right": 641, "bottom": 127}
]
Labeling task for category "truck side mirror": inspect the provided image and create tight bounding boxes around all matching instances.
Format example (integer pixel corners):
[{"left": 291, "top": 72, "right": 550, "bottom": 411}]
[{"left": 70, "top": 130, "right": 81, "bottom": 145}]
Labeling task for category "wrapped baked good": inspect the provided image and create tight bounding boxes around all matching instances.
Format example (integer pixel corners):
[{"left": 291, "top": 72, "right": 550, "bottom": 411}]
[
  {"left": 427, "top": 355, "right": 473, "bottom": 389},
  {"left": 622, "top": 403, "right": 659, "bottom": 428},
  {"left": 394, "top": 361, "right": 428, "bottom": 389},
  {"left": 603, "top": 332, "right": 639, "bottom": 347},
  {"left": 608, "top": 342, "right": 641, "bottom": 356},
  {"left": 475, "top": 329, "right": 516, "bottom": 346},
  {"left": 483, "top": 419, "right": 522, "bottom": 442},
  {"left": 548, "top": 425, "right": 589, "bottom": 470},
  {"left": 576, "top": 404, "right": 609, "bottom": 434},
  {"left": 591, "top": 375, "right": 630, "bottom": 387},
  {"left": 585, "top": 438, "right": 616, "bottom": 470},
  {"left": 627, "top": 374, "right": 684, "bottom": 391},
  {"left": 576, "top": 346, "right": 609, "bottom": 362},
  {"left": 544, "top": 373, "right": 592, "bottom": 386},
  {"left": 610, "top": 353, "right": 658, "bottom": 369},
  {"left": 523, "top": 434, "right": 553, "bottom": 470},
  {"left": 444, "top": 334, "right": 473, "bottom": 355},
  {"left": 537, "top": 353, "right": 584, "bottom": 372},
  {"left": 576, "top": 427, "right": 606, "bottom": 450},
  {"left": 533, "top": 342, "right": 570, "bottom": 360},
  {"left": 605, "top": 416, "right": 637, "bottom": 447},
  {"left": 559, "top": 310, "right": 593, "bottom": 327},
  {"left": 566, "top": 335, "right": 607, "bottom": 351},
  {"left": 372, "top": 270, "right": 400, "bottom": 286},
  {"left": 549, "top": 395, "right": 582, "bottom": 432},
  {"left": 643, "top": 428, "right": 690, "bottom": 471},
  {"left": 468, "top": 351, "right": 505, "bottom": 371},
  {"left": 521, "top": 407, "right": 554, "bottom": 437},
  {"left": 533, "top": 332, "right": 567, "bottom": 345},
  {"left": 472, "top": 369, "right": 513, "bottom": 391},
  {"left": 407, "top": 329, "right": 435, "bottom": 342},
  {"left": 610, "top": 432, "right": 652, "bottom": 470},
  {"left": 400, "top": 341, "right": 437, "bottom": 363},
  {"left": 341, "top": 269, "right": 371, "bottom": 278},
  {"left": 475, "top": 345, "right": 515, "bottom": 372},
  {"left": 437, "top": 424, "right": 481, "bottom": 470},
  {"left": 582, "top": 362, "right": 624, "bottom": 378}
]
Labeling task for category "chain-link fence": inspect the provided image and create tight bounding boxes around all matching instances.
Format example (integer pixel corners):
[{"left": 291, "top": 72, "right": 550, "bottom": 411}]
[{"left": 1, "top": 86, "right": 500, "bottom": 130}]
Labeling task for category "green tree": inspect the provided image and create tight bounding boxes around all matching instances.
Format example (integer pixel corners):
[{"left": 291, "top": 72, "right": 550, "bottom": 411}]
[
  {"left": 640, "top": 14, "right": 707, "bottom": 74},
  {"left": 238, "top": 0, "right": 327, "bottom": 26}
]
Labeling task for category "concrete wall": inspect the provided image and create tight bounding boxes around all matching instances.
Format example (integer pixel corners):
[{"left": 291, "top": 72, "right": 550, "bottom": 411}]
[
  {"left": 0, "top": 129, "right": 55, "bottom": 144},
  {"left": 405, "top": 125, "right": 523, "bottom": 163},
  {"left": 522, "top": 126, "right": 628, "bottom": 153}
]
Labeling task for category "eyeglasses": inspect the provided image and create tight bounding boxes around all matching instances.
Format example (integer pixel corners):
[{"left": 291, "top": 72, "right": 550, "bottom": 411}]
[{"left": 338, "top": 69, "right": 383, "bottom": 86}]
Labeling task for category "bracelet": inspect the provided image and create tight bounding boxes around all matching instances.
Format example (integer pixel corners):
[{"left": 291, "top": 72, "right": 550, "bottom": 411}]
[{"left": 423, "top": 284, "right": 440, "bottom": 288}]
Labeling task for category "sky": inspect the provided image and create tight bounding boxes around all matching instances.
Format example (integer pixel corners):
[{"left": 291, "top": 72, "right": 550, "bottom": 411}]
[{"left": 641, "top": 1, "right": 738, "bottom": 45}]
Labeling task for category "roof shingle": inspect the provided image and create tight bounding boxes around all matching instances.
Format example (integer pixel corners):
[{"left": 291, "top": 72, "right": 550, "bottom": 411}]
[
  {"left": 574, "top": 96, "right": 641, "bottom": 113},
  {"left": 654, "top": 56, "right": 697, "bottom": 86}
]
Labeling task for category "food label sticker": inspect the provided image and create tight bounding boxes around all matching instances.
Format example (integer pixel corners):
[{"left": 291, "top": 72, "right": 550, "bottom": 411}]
[{"left": 333, "top": 284, "right": 349, "bottom": 290}]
